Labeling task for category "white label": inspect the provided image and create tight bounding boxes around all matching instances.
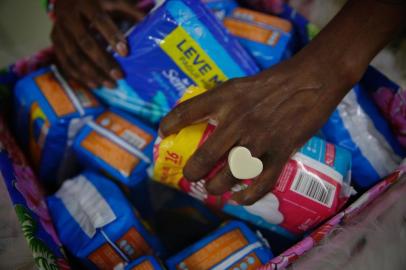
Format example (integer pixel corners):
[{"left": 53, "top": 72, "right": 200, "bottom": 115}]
[
  {"left": 56, "top": 175, "right": 117, "bottom": 238},
  {"left": 121, "top": 130, "right": 146, "bottom": 149},
  {"left": 292, "top": 152, "right": 343, "bottom": 184},
  {"left": 290, "top": 170, "right": 336, "bottom": 208}
]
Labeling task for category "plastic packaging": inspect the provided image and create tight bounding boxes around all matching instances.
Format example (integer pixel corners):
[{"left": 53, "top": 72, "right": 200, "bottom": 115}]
[
  {"left": 223, "top": 7, "right": 292, "bottom": 69},
  {"left": 322, "top": 82, "right": 406, "bottom": 190},
  {"left": 125, "top": 256, "right": 165, "bottom": 270},
  {"left": 166, "top": 220, "right": 272, "bottom": 270},
  {"left": 13, "top": 66, "right": 103, "bottom": 185},
  {"left": 47, "top": 171, "right": 163, "bottom": 270},
  {"left": 146, "top": 182, "right": 224, "bottom": 254},
  {"left": 73, "top": 109, "right": 156, "bottom": 187},
  {"left": 153, "top": 86, "right": 353, "bottom": 238},
  {"left": 202, "top": 0, "right": 238, "bottom": 20},
  {"left": 94, "top": 0, "right": 259, "bottom": 124}
]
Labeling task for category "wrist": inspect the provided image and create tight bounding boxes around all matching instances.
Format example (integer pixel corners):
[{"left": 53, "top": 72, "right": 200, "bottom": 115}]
[{"left": 301, "top": 37, "right": 363, "bottom": 87}]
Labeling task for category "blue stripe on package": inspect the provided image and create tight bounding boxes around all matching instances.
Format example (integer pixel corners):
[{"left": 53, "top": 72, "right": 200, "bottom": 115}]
[
  {"left": 73, "top": 108, "right": 156, "bottom": 187},
  {"left": 322, "top": 82, "right": 406, "bottom": 190},
  {"left": 166, "top": 221, "right": 272, "bottom": 270},
  {"left": 94, "top": 0, "right": 259, "bottom": 124},
  {"left": 47, "top": 171, "right": 163, "bottom": 270},
  {"left": 13, "top": 66, "right": 104, "bottom": 185},
  {"left": 125, "top": 256, "right": 165, "bottom": 270}
]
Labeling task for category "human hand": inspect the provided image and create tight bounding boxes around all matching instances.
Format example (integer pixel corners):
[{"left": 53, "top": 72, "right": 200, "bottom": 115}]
[
  {"left": 159, "top": 52, "right": 354, "bottom": 205},
  {"left": 159, "top": 0, "right": 406, "bottom": 205},
  {"left": 51, "top": 0, "right": 145, "bottom": 89}
]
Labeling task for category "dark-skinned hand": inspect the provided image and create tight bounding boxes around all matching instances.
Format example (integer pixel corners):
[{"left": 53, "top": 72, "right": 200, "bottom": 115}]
[
  {"left": 51, "top": 0, "right": 145, "bottom": 89},
  {"left": 159, "top": 0, "right": 406, "bottom": 205},
  {"left": 159, "top": 53, "right": 352, "bottom": 205}
]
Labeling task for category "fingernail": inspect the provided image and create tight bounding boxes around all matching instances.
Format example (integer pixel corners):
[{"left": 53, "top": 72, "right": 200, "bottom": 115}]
[
  {"left": 103, "top": 80, "right": 116, "bottom": 89},
  {"left": 110, "top": 69, "right": 123, "bottom": 80},
  {"left": 116, "top": 41, "right": 128, "bottom": 56}
]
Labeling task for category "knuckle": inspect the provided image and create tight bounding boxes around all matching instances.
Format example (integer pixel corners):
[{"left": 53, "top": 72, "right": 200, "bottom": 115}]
[{"left": 172, "top": 105, "right": 188, "bottom": 122}]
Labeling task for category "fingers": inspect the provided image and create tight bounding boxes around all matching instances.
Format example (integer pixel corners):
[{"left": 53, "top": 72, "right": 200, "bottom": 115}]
[
  {"left": 82, "top": 2, "right": 128, "bottom": 56},
  {"left": 64, "top": 15, "right": 123, "bottom": 86},
  {"left": 101, "top": 0, "right": 145, "bottom": 23},
  {"left": 232, "top": 152, "right": 289, "bottom": 205},
  {"left": 52, "top": 26, "right": 112, "bottom": 88},
  {"left": 183, "top": 121, "right": 239, "bottom": 182},
  {"left": 204, "top": 134, "right": 268, "bottom": 195},
  {"left": 52, "top": 27, "right": 89, "bottom": 87},
  {"left": 52, "top": 30, "right": 82, "bottom": 83},
  {"left": 205, "top": 164, "right": 239, "bottom": 195},
  {"left": 159, "top": 90, "right": 220, "bottom": 137}
]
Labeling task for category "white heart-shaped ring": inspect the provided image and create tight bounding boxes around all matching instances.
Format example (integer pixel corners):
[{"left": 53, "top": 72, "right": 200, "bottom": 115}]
[{"left": 228, "top": 146, "right": 264, "bottom": 180}]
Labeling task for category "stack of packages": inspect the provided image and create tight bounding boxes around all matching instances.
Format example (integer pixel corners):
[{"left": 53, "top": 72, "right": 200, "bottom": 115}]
[{"left": 11, "top": 0, "right": 406, "bottom": 269}]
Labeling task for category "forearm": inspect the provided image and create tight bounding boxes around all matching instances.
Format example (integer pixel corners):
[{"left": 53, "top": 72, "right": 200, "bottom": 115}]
[{"left": 297, "top": 0, "right": 406, "bottom": 95}]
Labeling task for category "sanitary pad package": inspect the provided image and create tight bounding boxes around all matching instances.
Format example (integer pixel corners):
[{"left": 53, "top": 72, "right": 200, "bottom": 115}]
[
  {"left": 47, "top": 171, "right": 163, "bottom": 270},
  {"left": 147, "top": 182, "right": 224, "bottom": 254},
  {"left": 125, "top": 256, "right": 164, "bottom": 270},
  {"left": 322, "top": 81, "right": 406, "bottom": 190},
  {"left": 223, "top": 7, "right": 292, "bottom": 69},
  {"left": 153, "top": 87, "right": 354, "bottom": 239},
  {"left": 166, "top": 221, "right": 272, "bottom": 270},
  {"left": 94, "top": 0, "right": 259, "bottom": 124},
  {"left": 73, "top": 109, "right": 156, "bottom": 187},
  {"left": 13, "top": 66, "right": 103, "bottom": 185},
  {"left": 202, "top": 0, "right": 238, "bottom": 20}
]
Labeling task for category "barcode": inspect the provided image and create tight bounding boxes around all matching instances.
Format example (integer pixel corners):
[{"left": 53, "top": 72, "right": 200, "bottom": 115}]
[
  {"left": 290, "top": 170, "right": 336, "bottom": 208},
  {"left": 121, "top": 130, "right": 146, "bottom": 149}
]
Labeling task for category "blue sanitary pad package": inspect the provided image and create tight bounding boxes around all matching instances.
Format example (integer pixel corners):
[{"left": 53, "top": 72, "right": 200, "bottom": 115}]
[
  {"left": 223, "top": 7, "right": 292, "bottom": 69},
  {"left": 166, "top": 220, "right": 272, "bottom": 270},
  {"left": 125, "top": 256, "right": 165, "bottom": 270},
  {"left": 94, "top": 0, "right": 259, "bottom": 124},
  {"left": 13, "top": 66, "right": 104, "bottom": 185},
  {"left": 202, "top": 0, "right": 239, "bottom": 20},
  {"left": 73, "top": 108, "right": 156, "bottom": 187},
  {"left": 47, "top": 171, "right": 163, "bottom": 270},
  {"left": 322, "top": 81, "right": 406, "bottom": 190}
]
